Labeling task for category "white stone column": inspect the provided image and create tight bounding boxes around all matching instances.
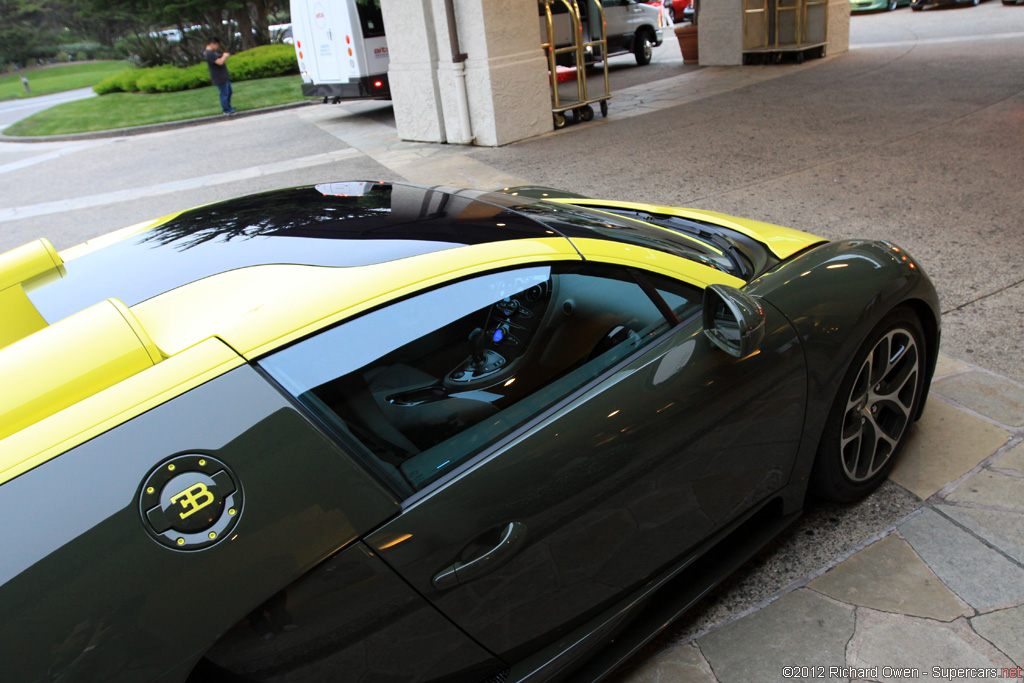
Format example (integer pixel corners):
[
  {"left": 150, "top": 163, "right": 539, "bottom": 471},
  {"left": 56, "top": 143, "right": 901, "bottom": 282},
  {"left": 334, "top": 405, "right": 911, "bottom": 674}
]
[
  {"left": 455, "top": 0, "right": 552, "bottom": 146},
  {"left": 697, "top": 0, "right": 745, "bottom": 66},
  {"left": 827, "top": 0, "right": 850, "bottom": 55},
  {"left": 380, "top": 0, "right": 447, "bottom": 142},
  {"left": 383, "top": 0, "right": 552, "bottom": 147}
]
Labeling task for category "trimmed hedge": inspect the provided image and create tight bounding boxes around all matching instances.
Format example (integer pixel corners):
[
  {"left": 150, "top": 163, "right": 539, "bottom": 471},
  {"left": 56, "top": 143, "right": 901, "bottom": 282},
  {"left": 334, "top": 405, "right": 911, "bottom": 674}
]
[
  {"left": 94, "top": 44, "right": 297, "bottom": 95},
  {"left": 227, "top": 44, "right": 299, "bottom": 81},
  {"left": 94, "top": 67, "right": 145, "bottom": 95},
  {"left": 136, "top": 64, "right": 208, "bottom": 92}
]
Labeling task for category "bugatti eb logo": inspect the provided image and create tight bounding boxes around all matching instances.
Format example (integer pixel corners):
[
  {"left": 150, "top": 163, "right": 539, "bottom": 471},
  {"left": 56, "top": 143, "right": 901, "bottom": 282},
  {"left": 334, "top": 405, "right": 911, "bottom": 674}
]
[{"left": 171, "top": 482, "right": 215, "bottom": 519}]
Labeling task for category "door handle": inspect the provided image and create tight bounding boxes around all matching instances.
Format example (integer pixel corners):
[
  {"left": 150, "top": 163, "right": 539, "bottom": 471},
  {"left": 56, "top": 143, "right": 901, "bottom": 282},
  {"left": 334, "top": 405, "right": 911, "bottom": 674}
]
[{"left": 432, "top": 522, "right": 527, "bottom": 590}]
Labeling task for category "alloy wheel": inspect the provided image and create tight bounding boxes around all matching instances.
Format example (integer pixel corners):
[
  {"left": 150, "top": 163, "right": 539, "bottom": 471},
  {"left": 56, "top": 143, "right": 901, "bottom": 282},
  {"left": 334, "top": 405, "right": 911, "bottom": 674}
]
[{"left": 839, "top": 327, "right": 920, "bottom": 482}]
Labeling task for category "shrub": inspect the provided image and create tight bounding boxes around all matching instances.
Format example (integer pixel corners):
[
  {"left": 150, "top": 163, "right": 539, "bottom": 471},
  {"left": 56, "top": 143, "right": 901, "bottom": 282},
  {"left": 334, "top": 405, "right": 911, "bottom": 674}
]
[
  {"left": 93, "top": 44, "right": 297, "bottom": 95},
  {"left": 94, "top": 67, "right": 146, "bottom": 94},
  {"left": 136, "top": 63, "right": 209, "bottom": 92},
  {"left": 227, "top": 44, "right": 298, "bottom": 81}
]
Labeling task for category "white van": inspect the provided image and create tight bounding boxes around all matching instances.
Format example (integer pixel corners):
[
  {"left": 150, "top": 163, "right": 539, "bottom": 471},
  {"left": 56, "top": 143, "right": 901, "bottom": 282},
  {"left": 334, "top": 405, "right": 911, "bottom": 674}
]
[
  {"left": 290, "top": 0, "right": 391, "bottom": 101},
  {"left": 541, "top": 0, "right": 664, "bottom": 66}
]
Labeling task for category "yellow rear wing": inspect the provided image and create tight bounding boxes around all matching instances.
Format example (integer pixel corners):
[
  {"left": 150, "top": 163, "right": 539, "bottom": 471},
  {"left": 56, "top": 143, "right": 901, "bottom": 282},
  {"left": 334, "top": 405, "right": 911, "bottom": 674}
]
[{"left": 0, "top": 239, "right": 65, "bottom": 350}]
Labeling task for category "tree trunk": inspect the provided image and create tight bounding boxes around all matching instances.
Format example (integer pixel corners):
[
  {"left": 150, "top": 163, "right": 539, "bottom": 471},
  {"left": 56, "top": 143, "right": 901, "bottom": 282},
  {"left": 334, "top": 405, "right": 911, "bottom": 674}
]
[
  {"left": 234, "top": 7, "right": 256, "bottom": 50},
  {"left": 251, "top": 0, "right": 273, "bottom": 45}
]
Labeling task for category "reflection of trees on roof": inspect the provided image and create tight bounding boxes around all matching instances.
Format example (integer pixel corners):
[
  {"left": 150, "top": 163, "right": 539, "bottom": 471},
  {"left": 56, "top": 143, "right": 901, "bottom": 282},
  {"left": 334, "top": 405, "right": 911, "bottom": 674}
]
[
  {"left": 137, "top": 184, "right": 551, "bottom": 251},
  {"left": 141, "top": 187, "right": 396, "bottom": 251}
]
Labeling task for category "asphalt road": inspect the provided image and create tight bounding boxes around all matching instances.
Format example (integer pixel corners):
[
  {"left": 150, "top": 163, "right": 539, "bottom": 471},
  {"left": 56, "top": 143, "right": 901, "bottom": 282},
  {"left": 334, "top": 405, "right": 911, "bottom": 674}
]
[
  {"left": 1, "top": 3, "right": 1022, "bottom": 389},
  {"left": 0, "top": 86, "right": 96, "bottom": 130}
]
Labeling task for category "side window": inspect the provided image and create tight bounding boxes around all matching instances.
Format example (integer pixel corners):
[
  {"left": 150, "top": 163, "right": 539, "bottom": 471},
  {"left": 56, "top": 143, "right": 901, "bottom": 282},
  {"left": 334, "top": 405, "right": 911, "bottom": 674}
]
[
  {"left": 259, "top": 264, "right": 671, "bottom": 495},
  {"left": 642, "top": 272, "right": 704, "bottom": 322},
  {"left": 356, "top": 0, "right": 385, "bottom": 38}
]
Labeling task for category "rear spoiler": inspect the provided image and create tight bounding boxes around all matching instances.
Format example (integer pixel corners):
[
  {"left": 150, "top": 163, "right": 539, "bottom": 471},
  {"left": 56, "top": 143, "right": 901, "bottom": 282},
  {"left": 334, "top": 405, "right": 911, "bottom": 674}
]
[
  {"left": 0, "top": 239, "right": 165, "bottom": 443},
  {"left": 0, "top": 239, "right": 65, "bottom": 350}
]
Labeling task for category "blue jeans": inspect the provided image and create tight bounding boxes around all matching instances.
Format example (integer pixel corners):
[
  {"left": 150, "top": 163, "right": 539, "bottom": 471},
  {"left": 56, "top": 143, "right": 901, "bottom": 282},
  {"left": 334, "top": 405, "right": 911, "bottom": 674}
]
[{"left": 216, "top": 81, "right": 234, "bottom": 113}]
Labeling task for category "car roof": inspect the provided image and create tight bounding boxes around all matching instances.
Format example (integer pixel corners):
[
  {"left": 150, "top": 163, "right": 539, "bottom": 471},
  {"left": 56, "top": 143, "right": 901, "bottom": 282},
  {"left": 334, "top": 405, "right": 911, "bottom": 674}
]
[
  {"left": 0, "top": 181, "right": 807, "bottom": 483},
  {"left": 0, "top": 183, "right": 591, "bottom": 480},
  {"left": 28, "top": 182, "right": 567, "bottom": 324}
]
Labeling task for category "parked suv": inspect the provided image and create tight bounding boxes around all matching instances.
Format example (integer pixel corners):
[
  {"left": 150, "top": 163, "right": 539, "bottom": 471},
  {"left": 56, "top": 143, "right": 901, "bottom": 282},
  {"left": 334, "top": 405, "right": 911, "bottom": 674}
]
[{"left": 541, "top": 0, "right": 664, "bottom": 66}]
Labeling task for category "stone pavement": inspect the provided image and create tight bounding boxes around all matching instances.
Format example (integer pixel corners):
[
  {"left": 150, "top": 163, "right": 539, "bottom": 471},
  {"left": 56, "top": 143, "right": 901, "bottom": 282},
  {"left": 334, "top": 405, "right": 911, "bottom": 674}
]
[
  {"left": 280, "top": 58, "right": 821, "bottom": 191},
  {"left": 617, "top": 355, "right": 1024, "bottom": 683}
]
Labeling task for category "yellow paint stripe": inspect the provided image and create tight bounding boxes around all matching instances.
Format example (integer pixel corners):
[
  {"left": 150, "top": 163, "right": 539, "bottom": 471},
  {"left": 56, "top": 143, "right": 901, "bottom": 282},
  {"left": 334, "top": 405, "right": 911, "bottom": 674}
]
[
  {"left": 0, "top": 338, "right": 243, "bottom": 486},
  {"left": 218, "top": 239, "right": 583, "bottom": 359}
]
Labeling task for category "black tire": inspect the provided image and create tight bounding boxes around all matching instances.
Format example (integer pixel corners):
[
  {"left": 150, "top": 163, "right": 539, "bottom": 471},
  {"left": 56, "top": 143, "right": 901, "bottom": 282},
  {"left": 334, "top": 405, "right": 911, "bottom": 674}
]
[
  {"left": 634, "top": 30, "right": 654, "bottom": 66},
  {"left": 810, "top": 307, "right": 926, "bottom": 503},
  {"left": 667, "top": 5, "right": 676, "bottom": 23},
  {"left": 579, "top": 105, "right": 594, "bottom": 122},
  {"left": 553, "top": 112, "right": 566, "bottom": 129}
]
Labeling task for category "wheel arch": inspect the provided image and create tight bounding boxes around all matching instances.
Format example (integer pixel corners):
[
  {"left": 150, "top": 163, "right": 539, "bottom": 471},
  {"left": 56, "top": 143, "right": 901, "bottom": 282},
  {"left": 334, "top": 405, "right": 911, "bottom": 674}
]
[
  {"left": 745, "top": 240, "right": 941, "bottom": 507},
  {"left": 635, "top": 24, "right": 656, "bottom": 46},
  {"left": 902, "top": 296, "right": 940, "bottom": 420}
]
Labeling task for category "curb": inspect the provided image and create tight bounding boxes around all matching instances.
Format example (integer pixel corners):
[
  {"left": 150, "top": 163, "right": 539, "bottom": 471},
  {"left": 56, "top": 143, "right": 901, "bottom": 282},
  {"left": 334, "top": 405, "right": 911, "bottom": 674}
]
[{"left": 0, "top": 99, "right": 317, "bottom": 144}]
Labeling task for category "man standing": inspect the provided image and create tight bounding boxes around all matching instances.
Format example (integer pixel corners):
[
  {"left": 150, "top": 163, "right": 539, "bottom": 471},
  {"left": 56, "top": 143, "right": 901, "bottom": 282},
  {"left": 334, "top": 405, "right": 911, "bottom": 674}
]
[{"left": 204, "top": 38, "right": 235, "bottom": 115}]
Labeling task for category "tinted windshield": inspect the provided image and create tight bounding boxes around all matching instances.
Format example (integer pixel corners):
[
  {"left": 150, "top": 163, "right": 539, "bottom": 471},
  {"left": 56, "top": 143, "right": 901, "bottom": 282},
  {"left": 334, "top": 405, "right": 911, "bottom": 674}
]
[
  {"left": 356, "top": 0, "right": 385, "bottom": 38},
  {"left": 509, "top": 200, "right": 743, "bottom": 276}
]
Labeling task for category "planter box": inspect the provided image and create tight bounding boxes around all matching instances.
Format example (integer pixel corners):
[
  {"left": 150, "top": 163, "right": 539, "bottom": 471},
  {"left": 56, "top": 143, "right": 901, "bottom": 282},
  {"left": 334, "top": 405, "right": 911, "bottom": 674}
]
[{"left": 675, "top": 25, "right": 699, "bottom": 63}]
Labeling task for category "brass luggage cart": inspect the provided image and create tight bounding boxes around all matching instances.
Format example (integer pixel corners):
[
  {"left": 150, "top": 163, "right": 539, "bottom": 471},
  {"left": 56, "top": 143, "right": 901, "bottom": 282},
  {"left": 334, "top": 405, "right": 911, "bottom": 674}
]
[
  {"left": 742, "top": 0, "right": 828, "bottom": 64},
  {"left": 540, "top": 0, "right": 611, "bottom": 129}
]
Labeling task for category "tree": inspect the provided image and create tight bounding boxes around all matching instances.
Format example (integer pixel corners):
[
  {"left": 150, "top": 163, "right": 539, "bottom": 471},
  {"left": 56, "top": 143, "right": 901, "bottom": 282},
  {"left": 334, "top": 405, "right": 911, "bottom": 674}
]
[
  {"left": 1, "top": 0, "right": 46, "bottom": 65},
  {"left": 5, "top": 0, "right": 290, "bottom": 67}
]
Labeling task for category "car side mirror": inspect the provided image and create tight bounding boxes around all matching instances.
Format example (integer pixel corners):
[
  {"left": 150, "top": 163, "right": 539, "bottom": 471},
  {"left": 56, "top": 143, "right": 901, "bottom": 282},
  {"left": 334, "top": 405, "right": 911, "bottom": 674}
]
[{"left": 702, "top": 285, "right": 766, "bottom": 358}]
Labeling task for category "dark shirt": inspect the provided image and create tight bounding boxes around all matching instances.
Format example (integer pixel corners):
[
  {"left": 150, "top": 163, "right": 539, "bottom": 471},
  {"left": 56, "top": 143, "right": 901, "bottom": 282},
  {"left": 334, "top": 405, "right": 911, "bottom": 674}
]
[{"left": 204, "top": 49, "right": 230, "bottom": 86}]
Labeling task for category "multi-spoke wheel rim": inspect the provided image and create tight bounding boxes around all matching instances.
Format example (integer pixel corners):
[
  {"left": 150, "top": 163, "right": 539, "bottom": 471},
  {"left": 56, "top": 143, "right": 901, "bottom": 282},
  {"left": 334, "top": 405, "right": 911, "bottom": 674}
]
[{"left": 839, "top": 327, "right": 920, "bottom": 482}]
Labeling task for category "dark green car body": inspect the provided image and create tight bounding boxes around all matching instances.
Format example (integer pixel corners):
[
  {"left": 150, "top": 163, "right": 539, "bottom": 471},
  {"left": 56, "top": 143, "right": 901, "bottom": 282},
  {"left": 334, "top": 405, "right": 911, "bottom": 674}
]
[{"left": 0, "top": 183, "right": 939, "bottom": 683}]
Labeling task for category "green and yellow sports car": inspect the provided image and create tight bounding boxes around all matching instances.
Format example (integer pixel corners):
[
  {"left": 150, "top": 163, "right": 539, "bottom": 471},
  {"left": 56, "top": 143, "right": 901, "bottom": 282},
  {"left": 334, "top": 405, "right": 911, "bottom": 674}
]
[
  {"left": 850, "top": 0, "right": 910, "bottom": 12},
  {"left": 0, "top": 182, "right": 939, "bottom": 683}
]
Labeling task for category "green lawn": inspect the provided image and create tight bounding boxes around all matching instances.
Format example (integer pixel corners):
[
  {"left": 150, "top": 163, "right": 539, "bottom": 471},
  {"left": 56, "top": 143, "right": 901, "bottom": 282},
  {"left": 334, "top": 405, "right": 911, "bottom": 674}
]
[
  {"left": 0, "top": 61, "right": 131, "bottom": 101},
  {"left": 3, "top": 76, "right": 309, "bottom": 137}
]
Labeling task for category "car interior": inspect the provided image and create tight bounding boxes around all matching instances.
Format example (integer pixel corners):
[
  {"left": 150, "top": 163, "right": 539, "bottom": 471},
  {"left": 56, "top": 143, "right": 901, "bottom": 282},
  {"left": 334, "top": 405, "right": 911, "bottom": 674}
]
[{"left": 263, "top": 265, "right": 695, "bottom": 494}]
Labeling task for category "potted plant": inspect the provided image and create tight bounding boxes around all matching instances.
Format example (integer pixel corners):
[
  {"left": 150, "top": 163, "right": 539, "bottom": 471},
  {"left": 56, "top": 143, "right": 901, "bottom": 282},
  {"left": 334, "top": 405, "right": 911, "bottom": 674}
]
[{"left": 674, "top": 0, "right": 699, "bottom": 62}]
